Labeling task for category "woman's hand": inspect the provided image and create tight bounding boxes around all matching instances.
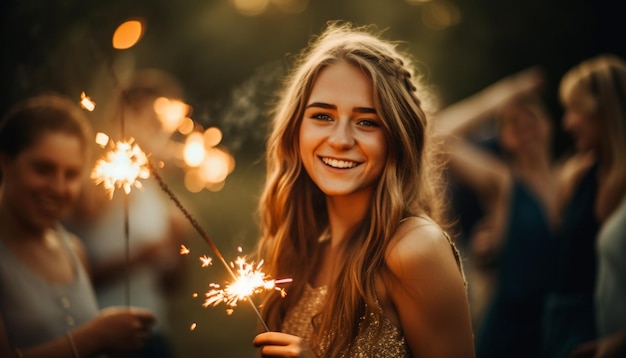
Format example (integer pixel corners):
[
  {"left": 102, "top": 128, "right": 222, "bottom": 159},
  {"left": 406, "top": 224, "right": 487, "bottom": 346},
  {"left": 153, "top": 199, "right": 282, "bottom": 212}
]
[
  {"left": 87, "top": 306, "right": 156, "bottom": 351},
  {"left": 253, "top": 332, "right": 316, "bottom": 358}
]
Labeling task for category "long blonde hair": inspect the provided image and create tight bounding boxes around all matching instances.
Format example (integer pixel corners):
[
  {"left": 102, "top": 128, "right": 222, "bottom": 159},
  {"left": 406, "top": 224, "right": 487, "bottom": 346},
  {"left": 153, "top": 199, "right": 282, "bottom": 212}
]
[
  {"left": 560, "top": 54, "right": 626, "bottom": 217},
  {"left": 257, "top": 22, "right": 446, "bottom": 355}
]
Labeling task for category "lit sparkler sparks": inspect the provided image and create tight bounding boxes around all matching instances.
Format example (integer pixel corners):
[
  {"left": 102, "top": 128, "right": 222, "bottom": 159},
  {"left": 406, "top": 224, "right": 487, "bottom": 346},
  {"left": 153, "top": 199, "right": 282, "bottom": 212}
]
[
  {"left": 88, "top": 135, "right": 289, "bottom": 330},
  {"left": 91, "top": 135, "right": 150, "bottom": 198},
  {"left": 79, "top": 91, "right": 96, "bottom": 111},
  {"left": 203, "top": 257, "right": 292, "bottom": 313},
  {"left": 199, "top": 255, "right": 213, "bottom": 267}
]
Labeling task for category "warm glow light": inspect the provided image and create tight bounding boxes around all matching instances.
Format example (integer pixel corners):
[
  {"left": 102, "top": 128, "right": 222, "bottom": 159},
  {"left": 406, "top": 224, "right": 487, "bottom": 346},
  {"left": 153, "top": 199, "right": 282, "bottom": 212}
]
[
  {"left": 271, "top": 0, "right": 308, "bottom": 14},
  {"left": 230, "top": 0, "right": 269, "bottom": 16},
  {"left": 180, "top": 245, "right": 190, "bottom": 255},
  {"left": 203, "top": 257, "right": 292, "bottom": 311},
  {"left": 95, "top": 132, "right": 110, "bottom": 148},
  {"left": 91, "top": 139, "right": 150, "bottom": 198},
  {"left": 154, "top": 97, "right": 189, "bottom": 133},
  {"left": 112, "top": 20, "right": 144, "bottom": 50},
  {"left": 200, "top": 255, "right": 213, "bottom": 267},
  {"left": 79, "top": 91, "right": 96, "bottom": 111},
  {"left": 421, "top": 1, "right": 461, "bottom": 30},
  {"left": 199, "top": 148, "right": 232, "bottom": 183},
  {"left": 206, "top": 181, "right": 226, "bottom": 192},
  {"left": 184, "top": 169, "right": 205, "bottom": 193},
  {"left": 183, "top": 132, "right": 205, "bottom": 167},
  {"left": 178, "top": 117, "right": 195, "bottom": 135},
  {"left": 203, "top": 127, "right": 223, "bottom": 148}
]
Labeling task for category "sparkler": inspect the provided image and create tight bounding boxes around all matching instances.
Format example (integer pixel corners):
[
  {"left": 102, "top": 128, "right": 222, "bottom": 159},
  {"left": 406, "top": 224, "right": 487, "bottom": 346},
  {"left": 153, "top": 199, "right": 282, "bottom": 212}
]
[
  {"left": 91, "top": 135, "right": 150, "bottom": 199},
  {"left": 86, "top": 18, "right": 284, "bottom": 333},
  {"left": 147, "top": 162, "right": 281, "bottom": 331},
  {"left": 90, "top": 140, "right": 287, "bottom": 330},
  {"left": 203, "top": 256, "right": 292, "bottom": 313}
]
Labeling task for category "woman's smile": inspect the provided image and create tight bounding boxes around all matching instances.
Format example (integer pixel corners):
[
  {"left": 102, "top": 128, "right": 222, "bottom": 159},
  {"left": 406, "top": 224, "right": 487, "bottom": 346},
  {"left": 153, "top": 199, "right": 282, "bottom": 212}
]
[{"left": 299, "top": 60, "right": 387, "bottom": 198}]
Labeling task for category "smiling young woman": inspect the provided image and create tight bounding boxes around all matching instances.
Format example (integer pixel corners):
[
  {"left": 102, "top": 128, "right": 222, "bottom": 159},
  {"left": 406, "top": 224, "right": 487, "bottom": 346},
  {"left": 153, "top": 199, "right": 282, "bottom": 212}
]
[{"left": 252, "top": 22, "right": 474, "bottom": 358}]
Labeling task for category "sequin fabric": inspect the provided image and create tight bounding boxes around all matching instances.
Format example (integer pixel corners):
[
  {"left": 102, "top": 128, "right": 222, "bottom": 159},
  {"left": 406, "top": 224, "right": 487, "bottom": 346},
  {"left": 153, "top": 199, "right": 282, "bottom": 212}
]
[{"left": 281, "top": 284, "right": 411, "bottom": 357}]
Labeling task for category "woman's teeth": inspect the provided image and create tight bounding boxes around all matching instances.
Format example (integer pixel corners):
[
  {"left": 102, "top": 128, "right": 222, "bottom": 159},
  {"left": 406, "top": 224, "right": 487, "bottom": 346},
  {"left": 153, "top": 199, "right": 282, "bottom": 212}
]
[{"left": 322, "top": 157, "right": 358, "bottom": 169}]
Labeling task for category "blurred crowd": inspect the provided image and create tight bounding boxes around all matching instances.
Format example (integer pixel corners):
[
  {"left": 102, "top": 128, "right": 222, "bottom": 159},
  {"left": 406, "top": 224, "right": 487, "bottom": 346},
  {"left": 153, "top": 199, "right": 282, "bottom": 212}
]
[{"left": 437, "top": 54, "right": 626, "bottom": 358}]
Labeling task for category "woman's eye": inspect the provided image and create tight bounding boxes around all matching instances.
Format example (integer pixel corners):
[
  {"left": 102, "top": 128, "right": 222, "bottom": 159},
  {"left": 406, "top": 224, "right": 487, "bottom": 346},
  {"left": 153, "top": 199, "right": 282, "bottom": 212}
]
[
  {"left": 33, "top": 163, "right": 55, "bottom": 176},
  {"left": 311, "top": 113, "right": 333, "bottom": 121},
  {"left": 357, "top": 119, "right": 380, "bottom": 128}
]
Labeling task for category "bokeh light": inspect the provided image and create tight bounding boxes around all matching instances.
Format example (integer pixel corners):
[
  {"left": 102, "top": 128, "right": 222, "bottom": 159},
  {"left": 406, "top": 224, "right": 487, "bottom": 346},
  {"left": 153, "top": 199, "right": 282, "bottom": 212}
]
[
  {"left": 112, "top": 20, "right": 144, "bottom": 50},
  {"left": 184, "top": 169, "right": 206, "bottom": 193},
  {"left": 154, "top": 97, "right": 189, "bottom": 133},
  {"left": 421, "top": 1, "right": 461, "bottom": 30},
  {"left": 178, "top": 117, "right": 195, "bottom": 135},
  {"left": 203, "top": 127, "right": 223, "bottom": 148},
  {"left": 271, "top": 0, "right": 309, "bottom": 14},
  {"left": 230, "top": 0, "right": 270, "bottom": 16},
  {"left": 79, "top": 91, "right": 96, "bottom": 111},
  {"left": 183, "top": 132, "right": 206, "bottom": 167}
]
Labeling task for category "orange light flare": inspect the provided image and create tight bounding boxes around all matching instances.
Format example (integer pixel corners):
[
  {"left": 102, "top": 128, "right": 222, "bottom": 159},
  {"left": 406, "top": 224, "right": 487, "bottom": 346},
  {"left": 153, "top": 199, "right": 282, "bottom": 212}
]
[
  {"left": 91, "top": 134, "right": 151, "bottom": 199},
  {"left": 112, "top": 19, "right": 144, "bottom": 50},
  {"left": 79, "top": 91, "right": 96, "bottom": 111},
  {"left": 199, "top": 255, "right": 213, "bottom": 267},
  {"left": 202, "top": 256, "right": 292, "bottom": 312}
]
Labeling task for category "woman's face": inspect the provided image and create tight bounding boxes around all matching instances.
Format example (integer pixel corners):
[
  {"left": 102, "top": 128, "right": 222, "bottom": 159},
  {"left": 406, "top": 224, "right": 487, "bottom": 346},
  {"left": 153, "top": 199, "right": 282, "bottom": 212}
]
[
  {"left": 0, "top": 131, "right": 85, "bottom": 231},
  {"left": 562, "top": 90, "right": 600, "bottom": 152},
  {"left": 499, "top": 102, "right": 551, "bottom": 155},
  {"left": 299, "top": 60, "right": 387, "bottom": 199}
]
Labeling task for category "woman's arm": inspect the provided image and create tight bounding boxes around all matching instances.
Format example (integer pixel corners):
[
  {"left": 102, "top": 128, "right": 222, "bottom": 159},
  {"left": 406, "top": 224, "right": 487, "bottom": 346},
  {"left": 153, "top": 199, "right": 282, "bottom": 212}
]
[
  {"left": 0, "top": 307, "right": 155, "bottom": 358},
  {"left": 385, "top": 218, "right": 475, "bottom": 358},
  {"left": 434, "top": 67, "right": 544, "bottom": 137}
]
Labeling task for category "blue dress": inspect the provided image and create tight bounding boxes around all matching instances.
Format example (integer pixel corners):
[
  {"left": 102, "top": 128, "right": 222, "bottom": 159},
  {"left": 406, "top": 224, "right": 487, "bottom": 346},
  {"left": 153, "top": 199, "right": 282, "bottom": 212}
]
[
  {"left": 476, "top": 179, "right": 553, "bottom": 358},
  {"left": 542, "top": 162, "right": 600, "bottom": 358},
  {"left": 0, "top": 225, "right": 100, "bottom": 350}
]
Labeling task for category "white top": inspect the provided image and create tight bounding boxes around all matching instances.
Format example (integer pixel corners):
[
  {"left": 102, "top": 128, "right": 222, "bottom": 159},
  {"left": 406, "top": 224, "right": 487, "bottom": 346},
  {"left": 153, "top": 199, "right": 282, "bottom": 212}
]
[{"left": 595, "top": 194, "right": 626, "bottom": 336}]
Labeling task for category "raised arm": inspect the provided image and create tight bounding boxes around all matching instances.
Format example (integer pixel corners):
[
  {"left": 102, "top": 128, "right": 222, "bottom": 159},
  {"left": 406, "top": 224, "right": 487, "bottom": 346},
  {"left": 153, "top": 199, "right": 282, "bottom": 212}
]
[{"left": 434, "top": 67, "right": 545, "bottom": 137}]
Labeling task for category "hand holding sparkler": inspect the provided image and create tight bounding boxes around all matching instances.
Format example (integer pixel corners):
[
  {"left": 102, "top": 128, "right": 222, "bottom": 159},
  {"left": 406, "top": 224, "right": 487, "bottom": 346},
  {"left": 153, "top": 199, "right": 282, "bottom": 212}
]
[{"left": 90, "top": 135, "right": 288, "bottom": 331}]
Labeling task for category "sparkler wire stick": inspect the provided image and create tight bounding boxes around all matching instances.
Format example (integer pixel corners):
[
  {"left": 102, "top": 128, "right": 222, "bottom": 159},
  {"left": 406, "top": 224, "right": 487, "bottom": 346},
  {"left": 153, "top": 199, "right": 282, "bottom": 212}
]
[
  {"left": 119, "top": 91, "right": 132, "bottom": 309},
  {"left": 147, "top": 161, "right": 271, "bottom": 332},
  {"left": 124, "top": 194, "right": 130, "bottom": 307}
]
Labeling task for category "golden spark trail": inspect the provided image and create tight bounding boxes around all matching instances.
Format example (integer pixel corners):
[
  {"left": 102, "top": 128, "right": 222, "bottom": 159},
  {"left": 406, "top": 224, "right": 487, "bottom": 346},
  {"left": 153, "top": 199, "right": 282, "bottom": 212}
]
[{"left": 148, "top": 161, "right": 273, "bottom": 331}]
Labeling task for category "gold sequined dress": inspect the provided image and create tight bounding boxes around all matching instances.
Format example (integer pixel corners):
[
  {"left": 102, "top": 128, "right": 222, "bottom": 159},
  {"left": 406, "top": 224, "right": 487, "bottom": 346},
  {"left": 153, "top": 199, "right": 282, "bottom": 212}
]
[{"left": 281, "top": 284, "right": 411, "bottom": 357}]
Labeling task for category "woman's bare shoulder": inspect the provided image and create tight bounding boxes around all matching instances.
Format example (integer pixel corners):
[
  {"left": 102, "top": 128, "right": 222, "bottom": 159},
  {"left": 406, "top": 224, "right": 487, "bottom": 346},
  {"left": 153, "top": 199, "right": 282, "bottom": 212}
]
[{"left": 385, "top": 216, "right": 456, "bottom": 275}]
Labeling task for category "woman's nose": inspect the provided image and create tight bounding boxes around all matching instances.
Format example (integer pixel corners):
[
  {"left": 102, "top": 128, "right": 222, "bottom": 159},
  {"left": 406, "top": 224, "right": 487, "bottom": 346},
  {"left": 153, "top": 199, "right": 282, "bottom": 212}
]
[
  {"left": 49, "top": 172, "right": 68, "bottom": 194},
  {"left": 327, "top": 121, "right": 355, "bottom": 149}
]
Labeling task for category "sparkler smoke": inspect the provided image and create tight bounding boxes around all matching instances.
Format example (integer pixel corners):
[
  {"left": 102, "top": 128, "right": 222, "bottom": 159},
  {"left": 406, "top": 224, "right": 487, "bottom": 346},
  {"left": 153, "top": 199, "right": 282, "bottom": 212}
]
[
  {"left": 209, "top": 61, "right": 283, "bottom": 154},
  {"left": 148, "top": 161, "right": 272, "bottom": 331}
]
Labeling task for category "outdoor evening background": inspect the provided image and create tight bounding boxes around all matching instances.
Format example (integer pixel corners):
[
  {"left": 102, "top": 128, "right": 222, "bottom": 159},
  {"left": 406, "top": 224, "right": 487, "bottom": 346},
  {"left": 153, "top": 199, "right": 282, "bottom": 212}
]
[{"left": 1, "top": 0, "right": 624, "bottom": 356}]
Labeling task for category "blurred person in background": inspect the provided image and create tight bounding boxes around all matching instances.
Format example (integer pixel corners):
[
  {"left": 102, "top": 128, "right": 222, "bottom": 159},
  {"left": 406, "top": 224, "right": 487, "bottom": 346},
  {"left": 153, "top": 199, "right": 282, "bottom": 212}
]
[
  {"left": 555, "top": 54, "right": 626, "bottom": 358},
  {"left": 65, "top": 70, "right": 189, "bottom": 358},
  {"left": 435, "top": 68, "right": 558, "bottom": 358},
  {"left": 0, "top": 93, "right": 155, "bottom": 358}
]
